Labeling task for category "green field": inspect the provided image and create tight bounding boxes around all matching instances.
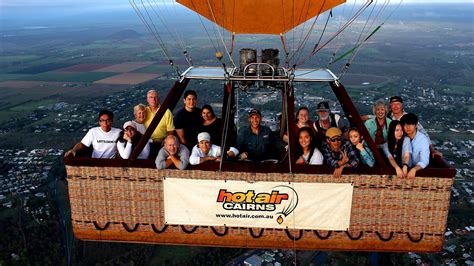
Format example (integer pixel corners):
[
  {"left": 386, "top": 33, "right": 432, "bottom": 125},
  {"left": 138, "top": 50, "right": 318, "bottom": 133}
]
[
  {"left": 443, "top": 85, "right": 473, "bottom": 95},
  {"left": 132, "top": 64, "right": 173, "bottom": 74},
  {"left": 9, "top": 99, "right": 58, "bottom": 112},
  {"left": 0, "top": 55, "right": 41, "bottom": 63},
  {"left": 0, "top": 74, "right": 30, "bottom": 81},
  {"left": 19, "top": 71, "right": 118, "bottom": 82}
]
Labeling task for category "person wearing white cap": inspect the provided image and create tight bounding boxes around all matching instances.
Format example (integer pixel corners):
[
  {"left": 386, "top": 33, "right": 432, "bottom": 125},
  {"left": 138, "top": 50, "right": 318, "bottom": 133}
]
[
  {"left": 116, "top": 121, "right": 150, "bottom": 159},
  {"left": 189, "top": 132, "right": 239, "bottom": 165}
]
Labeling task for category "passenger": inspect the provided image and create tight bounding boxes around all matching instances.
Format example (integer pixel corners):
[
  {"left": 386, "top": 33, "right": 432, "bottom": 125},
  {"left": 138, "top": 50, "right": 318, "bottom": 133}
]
[
  {"left": 64, "top": 109, "right": 121, "bottom": 159},
  {"left": 155, "top": 135, "right": 190, "bottom": 170},
  {"left": 400, "top": 113, "right": 430, "bottom": 178},
  {"left": 236, "top": 108, "right": 279, "bottom": 162},
  {"left": 174, "top": 90, "right": 202, "bottom": 149},
  {"left": 364, "top": 99, "right": 391, "bottom": 146},
  {"left": 381, "top": 120, "right": 411, "bottom": 178},
  {"left": 389, "top": 96, "right": 441, "bottom": 158},
  {"left": 144, "top": 90, "right": 175, "bottom": 158},
  {"left": 283, "top": 107, "right": 316, "bottom": 143},
  {"left": 189, "top": 132, "right": 239, "bottom": 165},
  {"left": 295, "top": 127, "right": 323, "bottom": 165},
  {"left": 200, "top": 104, "right": 222, "bottom": 144},
  {"left": 116, "top": 121, "right": 150, "bottom": 159},
  {"left": 348, "top": 128, "right": 375, "bottom": 167},
  {"left": 312, "top": 101, "right": 345, "bottom": 143},
  {"left": 322, "top": 127, "right": 359, "bottom": 178},
  {"left": 132, "top": 104, "right": 147, "bottom": 134}
]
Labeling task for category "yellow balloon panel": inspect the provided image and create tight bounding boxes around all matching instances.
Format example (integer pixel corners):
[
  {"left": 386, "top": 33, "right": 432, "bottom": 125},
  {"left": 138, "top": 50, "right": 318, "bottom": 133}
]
[{"left": 176, "top": 0, "right": 346, "bottom": 35}]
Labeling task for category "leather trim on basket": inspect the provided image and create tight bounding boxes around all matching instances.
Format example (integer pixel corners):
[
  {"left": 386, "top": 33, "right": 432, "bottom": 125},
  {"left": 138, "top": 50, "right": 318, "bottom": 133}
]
[
  {"left": 345, "top": 231, "right": 363, "bottom": 240},
  {"left": 314, "top": 230, "right": 332, "bottom": 240},
  {"left": 285, "top": 229, "right": 304, "bottom": 241},
  {"left": 375, "top": 231, "right": 394, "bottom": 242},
  {"left": 406, "top": 232, "right": 424, "bottom": 243},
  {"left": 151, "top": 224, "right": 168, "bottom": 233},
  {"left": 93, "top": 221, "right": 110, "bottom": 231},
  {"left": 249, "top": 228, "right": 265, "bottom": 238},
  {"left": 122, "top": 223, "right": 139, "bottom": 232},
  {"left": 181, "top": 225, "right": 198, "bottom": 234},
  {"left": 210, "top": 226, "right": 228, "bottom": 236}
]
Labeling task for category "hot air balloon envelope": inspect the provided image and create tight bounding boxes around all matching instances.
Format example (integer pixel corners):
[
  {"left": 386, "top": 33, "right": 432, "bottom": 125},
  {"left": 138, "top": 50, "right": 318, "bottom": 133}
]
[{"left": 176, "top": 0, "right": 346, "bottom": 35}]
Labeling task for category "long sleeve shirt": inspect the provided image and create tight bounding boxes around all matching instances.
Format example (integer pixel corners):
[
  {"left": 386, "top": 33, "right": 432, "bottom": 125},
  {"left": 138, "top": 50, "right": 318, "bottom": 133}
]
[
  {"left": 322, "top": 139, "right": 359, "bottom": 169},
  {"left": 404, "top": 132, "right": 430, "bottom": 169},
  {"left": 189, "top": 144, "right": 239, "bottom": 165},
  {"left": 356, "top": 141, "right": 375, "bottom": 167},
  {"left": 155, "top": 145, "right": 190, "bottom": 170},
  {"left": 117, "top": 140, "right": 150, "bottom": 159}
]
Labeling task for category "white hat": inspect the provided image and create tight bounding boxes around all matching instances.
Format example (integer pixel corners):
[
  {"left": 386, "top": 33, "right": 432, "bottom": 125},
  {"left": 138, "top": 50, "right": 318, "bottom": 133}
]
[
  {"left": 123, "top": 121, "right": 136, "bottom": 130},
  {"left": 197, "top": 132, "right": 211, "bottom": 142}
]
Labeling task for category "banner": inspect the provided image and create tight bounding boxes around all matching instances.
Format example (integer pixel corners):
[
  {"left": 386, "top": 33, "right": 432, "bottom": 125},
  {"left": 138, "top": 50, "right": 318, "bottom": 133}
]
[{"left": 163, "top": 178, "right": 353, "bottom": 230}]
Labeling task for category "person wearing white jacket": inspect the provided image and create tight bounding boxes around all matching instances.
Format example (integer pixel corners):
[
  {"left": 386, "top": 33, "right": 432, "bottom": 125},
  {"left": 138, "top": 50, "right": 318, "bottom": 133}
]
[{"left": 189, "top": 132, "right": 239, "bottom": 165}]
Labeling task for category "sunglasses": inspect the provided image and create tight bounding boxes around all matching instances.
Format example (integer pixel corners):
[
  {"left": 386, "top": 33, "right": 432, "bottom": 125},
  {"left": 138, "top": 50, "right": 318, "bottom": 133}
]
[{"left": 329, "top": 136, "right": 342, "bottom": 142}]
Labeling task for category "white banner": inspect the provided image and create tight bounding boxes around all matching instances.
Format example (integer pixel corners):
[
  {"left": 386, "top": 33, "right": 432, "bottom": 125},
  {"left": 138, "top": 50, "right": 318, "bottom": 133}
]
[{"left": 163, "top": 178, "right": 353, "bottom": 230}]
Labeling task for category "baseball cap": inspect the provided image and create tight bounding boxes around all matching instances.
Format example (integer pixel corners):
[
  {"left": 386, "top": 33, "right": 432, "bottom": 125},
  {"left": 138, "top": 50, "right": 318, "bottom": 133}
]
[
  {"left": 326, "top": 127, "right": 342, "bottom": 139},
  {"left": 248, "top": 108, "right": 261, "bottom": 117},
  {"left": 123, "top": 121, "right": 136, "bottom": 130},
  {"left": 316, "top": 101, "right": 330, "bottom": 111},
  {"left": 197, "top": 132, "right": 211, "bottom": 142}
]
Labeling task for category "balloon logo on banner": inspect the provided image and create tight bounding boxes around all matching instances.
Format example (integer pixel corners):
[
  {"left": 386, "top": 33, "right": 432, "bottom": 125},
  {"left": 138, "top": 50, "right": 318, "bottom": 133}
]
[{"left": 273, "top": 185, "right": 299, "bottom": 224}]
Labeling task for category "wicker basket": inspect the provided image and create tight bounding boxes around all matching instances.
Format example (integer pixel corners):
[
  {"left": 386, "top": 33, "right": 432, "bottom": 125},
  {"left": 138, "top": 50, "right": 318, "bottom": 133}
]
[{"left": 66, "top": 164, "right": 453, "bottom": 252}]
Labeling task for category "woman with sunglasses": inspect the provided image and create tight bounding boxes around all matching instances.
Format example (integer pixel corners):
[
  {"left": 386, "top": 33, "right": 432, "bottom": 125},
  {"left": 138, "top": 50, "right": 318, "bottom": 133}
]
[
  {"left": 117, "top": 121, "right": 150, "bottom": 159},
  {"left": 322, "top": 127, "right": 359, "bottom": 178},
  {"left": 295, "top": 127, "right": 323, "bottom": 165}
]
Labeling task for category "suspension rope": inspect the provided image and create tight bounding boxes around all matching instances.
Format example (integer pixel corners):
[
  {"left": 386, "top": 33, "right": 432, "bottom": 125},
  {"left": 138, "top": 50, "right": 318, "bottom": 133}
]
[
  {"left": 339, "top": 0, "right": 401, "bottom": 77},
  {"left": 189, "top": 0, "right": 221, "bottom": 55},
  {"left": 219, "top": 82, "right": 233, "bottom": 171},
  {"left": 286, "top": 0, "right": 327, "bottom": 66},
  {"left": 295, "top": 0, "right": 373, "bottom": 67},
  {"left": 206, "top": 0, "right": 237, "bottom": 68},
  {"left": 130, "top": 0, "right": 180, "bottom": 75},
  {"left": 327, "top": 0, "right": 352, "bottom": 67}
]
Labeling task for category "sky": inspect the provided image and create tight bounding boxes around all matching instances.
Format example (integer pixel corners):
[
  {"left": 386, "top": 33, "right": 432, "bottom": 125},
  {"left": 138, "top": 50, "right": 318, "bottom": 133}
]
[{"left": 1, "top": 0, "right": 472, "bottom": 8}]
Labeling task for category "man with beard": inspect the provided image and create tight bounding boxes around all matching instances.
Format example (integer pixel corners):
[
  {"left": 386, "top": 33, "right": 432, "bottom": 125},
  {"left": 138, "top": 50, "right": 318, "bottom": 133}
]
[{"left": 312, "top": 101, "right": 346, "bottom": 144}]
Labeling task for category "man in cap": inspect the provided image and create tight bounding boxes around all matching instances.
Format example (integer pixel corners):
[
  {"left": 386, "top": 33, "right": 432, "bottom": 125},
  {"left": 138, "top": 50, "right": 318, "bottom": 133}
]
[
  {"left": 236, "top": 108, "right": 278, "bottom": 162},
  {"left": 389, "top": 96, "right": 441, "bottom": 158},
  {"left": 400, "top": 113, "right": 430, "bottom": 178},
  {"left": 189, "top": 132, "right": 239, "bottom": 165},
  {"left": 322, "top": 127, "right": 359, "bottom": 178},
  {"left": 155, "top": 135, "right": 189, "bottom": 170},
  {"left": 312, "top": 101, "right": 346, "bottom": 143},
  {"left": 65, "top": 109, "right": 121, "bottom": 159}
]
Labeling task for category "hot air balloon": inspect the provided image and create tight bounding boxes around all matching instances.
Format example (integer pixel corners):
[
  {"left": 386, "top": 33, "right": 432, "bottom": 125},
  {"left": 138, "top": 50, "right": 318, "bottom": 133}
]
[{"left": 64, "top": 0, "right": 455, "bottom": 252}]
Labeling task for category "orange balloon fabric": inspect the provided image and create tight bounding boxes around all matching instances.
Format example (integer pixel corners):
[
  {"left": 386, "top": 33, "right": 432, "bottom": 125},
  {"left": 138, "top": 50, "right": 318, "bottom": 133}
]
[{"left": 177, "top": 0, "right": 346, "bottom": 35}]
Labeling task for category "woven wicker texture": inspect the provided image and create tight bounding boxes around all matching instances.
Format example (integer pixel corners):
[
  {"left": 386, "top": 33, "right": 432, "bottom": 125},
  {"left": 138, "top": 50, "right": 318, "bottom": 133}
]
[{"left": 67, "top": 166, "right": 453, "bottom": 252}]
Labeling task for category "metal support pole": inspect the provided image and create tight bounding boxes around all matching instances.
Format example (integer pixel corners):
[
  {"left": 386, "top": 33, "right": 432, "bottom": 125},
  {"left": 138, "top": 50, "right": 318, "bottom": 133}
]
[
  {"left": 285, "top": 82, "right": 296, "bottom": 172},
  {"left": 329, "top": 81, "right": 387, "bottom": 167},
  {"left": 130, "top": 78, "right": 190, "bottom": 161}
]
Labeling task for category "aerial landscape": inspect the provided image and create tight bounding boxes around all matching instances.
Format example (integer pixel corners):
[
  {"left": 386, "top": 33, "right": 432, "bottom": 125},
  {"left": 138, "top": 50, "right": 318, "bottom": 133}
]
[{"left": 0, "top": 0, "right": 473, "bottom": 265}]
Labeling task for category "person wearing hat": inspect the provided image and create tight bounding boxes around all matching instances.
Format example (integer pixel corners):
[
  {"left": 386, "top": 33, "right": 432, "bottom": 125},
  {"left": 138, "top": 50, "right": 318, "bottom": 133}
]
[
  {"left": 389, "top": 96, "right": 441, "bottom": 158},
  {"left": 65, "top": 109, "right": 121, "bottom": 159},
  {"left": 400, "top": 113, "right": 430, "bottom": 178},
  {"left": 155, "top": 135, "right": 190, "bottom": 170},
  {"left": 236, "top": 108, "right": 278, "bottom": 162},
  {"left": 116, "top": 121, "right": 150, "bottom": 159},
  {"left": 312, "top": 101, "right": 345, "bottom": 146},
  {"left": 322, "top": 127, "right": 359, "bottom": 178},
  {"left": 189, "top": 132, "right": 239, "bottom": 165}
]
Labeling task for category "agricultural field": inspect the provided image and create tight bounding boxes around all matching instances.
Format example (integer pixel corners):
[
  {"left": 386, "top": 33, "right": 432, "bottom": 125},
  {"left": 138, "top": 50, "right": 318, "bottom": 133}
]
[
  {"left": 94, "top": 73, "right": 161, "bottom": 84},
  {"left": 18, "top": 71, "right": 118, "bottom": 82}
]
